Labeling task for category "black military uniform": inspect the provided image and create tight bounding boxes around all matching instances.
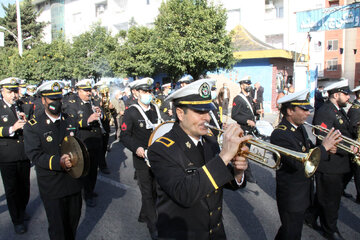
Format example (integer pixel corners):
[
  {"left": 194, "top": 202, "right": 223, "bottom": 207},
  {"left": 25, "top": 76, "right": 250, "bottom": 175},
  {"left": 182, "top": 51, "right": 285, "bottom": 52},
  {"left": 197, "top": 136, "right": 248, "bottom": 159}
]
[
  {"left": 147, "top": 79, "right": 246, "bottom": 240},
  {"left": 271, "top": 118, "right": 327, "bottom": 240},
  {"left": 0, "top": 78, "right": 30, "bottom": 234},
  {"left": 346, "top": 97, "right": 360, "bottom": 203},
  {"left": 23, "top": 81, "right": 83, "bottom": 240},
  {"left": 312, "top": 82, "right": 352, "bottom": 239},
  {"left": 120, "top": 78, "right": 162, "bottom": 238},
  {"left": 231, "top": 92, "right": 256, "bottom": 133},
  {"left": 63, "top": 80, "right": 103, "bottom": 207}
]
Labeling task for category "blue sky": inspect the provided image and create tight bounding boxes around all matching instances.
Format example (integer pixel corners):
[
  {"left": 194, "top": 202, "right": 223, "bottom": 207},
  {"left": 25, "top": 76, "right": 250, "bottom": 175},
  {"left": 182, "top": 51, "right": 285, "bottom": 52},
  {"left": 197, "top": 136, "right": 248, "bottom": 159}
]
[{"left": 0, "top": 0, "right": 21, "bottom": 18}]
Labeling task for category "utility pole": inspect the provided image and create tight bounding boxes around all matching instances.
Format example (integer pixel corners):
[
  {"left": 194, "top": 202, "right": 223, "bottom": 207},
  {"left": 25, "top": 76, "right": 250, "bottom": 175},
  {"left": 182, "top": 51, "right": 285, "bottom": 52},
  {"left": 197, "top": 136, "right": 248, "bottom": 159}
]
[{"left": 16, "top": 0, "right": 23, "bottom": 57}]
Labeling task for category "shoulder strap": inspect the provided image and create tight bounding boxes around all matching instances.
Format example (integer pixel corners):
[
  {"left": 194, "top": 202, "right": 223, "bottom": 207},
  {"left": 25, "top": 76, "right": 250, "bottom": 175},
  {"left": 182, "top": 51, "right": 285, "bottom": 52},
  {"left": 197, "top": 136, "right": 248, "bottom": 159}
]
[{"left": 238, "top": 93, "right": 254, "bottom": 115}]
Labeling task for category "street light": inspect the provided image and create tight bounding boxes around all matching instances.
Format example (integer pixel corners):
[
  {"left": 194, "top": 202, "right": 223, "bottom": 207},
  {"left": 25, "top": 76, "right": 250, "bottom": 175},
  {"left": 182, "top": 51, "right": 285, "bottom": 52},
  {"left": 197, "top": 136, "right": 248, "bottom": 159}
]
[{"left": 0, "top": 26, "right": 32, "bottom": 55}]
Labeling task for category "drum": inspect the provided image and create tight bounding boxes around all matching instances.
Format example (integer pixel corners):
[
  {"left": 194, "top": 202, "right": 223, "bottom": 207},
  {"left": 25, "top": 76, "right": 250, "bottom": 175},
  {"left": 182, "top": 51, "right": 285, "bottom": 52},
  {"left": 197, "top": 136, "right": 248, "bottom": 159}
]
[
  {"left": 255, "top": 120, "right": 274, "bottom": 138},
  {"left": 148, "top": 121, "right": 175, "bottom": 146}
]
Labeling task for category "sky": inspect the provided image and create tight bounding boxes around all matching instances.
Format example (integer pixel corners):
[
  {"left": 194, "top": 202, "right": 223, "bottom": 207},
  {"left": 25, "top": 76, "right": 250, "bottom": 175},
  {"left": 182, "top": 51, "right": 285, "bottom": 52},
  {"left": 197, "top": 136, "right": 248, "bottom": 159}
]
[{"left": 0, "top": 0, "right": 22, "bottom": 18}]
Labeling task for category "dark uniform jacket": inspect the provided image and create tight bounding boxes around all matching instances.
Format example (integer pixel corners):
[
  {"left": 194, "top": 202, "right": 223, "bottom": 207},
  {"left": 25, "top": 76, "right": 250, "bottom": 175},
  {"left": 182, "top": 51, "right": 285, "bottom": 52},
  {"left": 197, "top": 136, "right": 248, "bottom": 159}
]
[
  {"left": 231, "top": 93, "right": 256, "bottom": 133},
  {"left": 63, "top": 95, "right": 103, "bottom": 150},
  {"left": 158, "top": 93, "right": 172, "bottom": 121},
  {"left": 124, "top": 95, "right": 137, "bottom": 109},
  {"left": 19, "top": 95, "right": 34, "bottom": 120},
  {"left": 347, "top": 99, "right": 360, "bottom": 139},
  {"left": 120, "top": 103, "right": 160, "bottom": 170},
  {"left": 0, "top": 100, "right": 28, "bottom": 162},
  {"left": 270, "top": 118, "right": 327, "bottom": 212},
  {"left": 147, "top": 122, "right": 244, "bottom": 240},
  {"left": 23, "top": 111, "right": 82, "bottom": 199},
  {"left": 313, "top": 101, "right": 351, "bottom": 174}
]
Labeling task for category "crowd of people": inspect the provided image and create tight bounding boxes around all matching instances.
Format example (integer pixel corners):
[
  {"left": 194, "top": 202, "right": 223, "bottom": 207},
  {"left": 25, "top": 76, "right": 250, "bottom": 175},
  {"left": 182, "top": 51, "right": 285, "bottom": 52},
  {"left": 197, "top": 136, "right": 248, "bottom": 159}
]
[{"left": 0, "top": 75, "right": 359, "bottom": 240}]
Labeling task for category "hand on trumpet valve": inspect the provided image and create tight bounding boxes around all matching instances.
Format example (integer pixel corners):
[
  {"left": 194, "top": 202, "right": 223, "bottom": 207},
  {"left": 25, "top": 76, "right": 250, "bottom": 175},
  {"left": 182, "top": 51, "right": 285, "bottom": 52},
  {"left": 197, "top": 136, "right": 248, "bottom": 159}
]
[
  {"left": 218, "top": 123, "right": 252, "bottom": 166},
  {"left": 321, "top": 128, "right": 343, "bottom": 154},
  {"left": 88, "top": 112, "right": 101, "bottom": 124},
  {"left": 60, "top": 153, "right": 72, "bottom": 170},
  {"left": 350, "top": 145, "right": 360, "bottom": 156}
]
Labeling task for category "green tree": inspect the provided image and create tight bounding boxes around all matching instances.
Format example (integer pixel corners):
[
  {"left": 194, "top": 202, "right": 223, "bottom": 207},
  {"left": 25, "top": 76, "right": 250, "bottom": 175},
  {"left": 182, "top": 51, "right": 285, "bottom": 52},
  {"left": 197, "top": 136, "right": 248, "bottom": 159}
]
[
  {"left": 3, "top": 37, "right": 73, "bottom": 83},
  {"left": 71, "top": 23, "right": 117, "bottom": 81},
  {"left": 153, "top": 0, "right": 234, "bottom": 80},
  {"left": 0, "top": 0, "right": 47, "bottom": 50},
  {"left": 111, "top": 26, "right": 155, "bottom": 78},
  {"left": 0, "top": 47, "right": 17, "bottom": 79}
]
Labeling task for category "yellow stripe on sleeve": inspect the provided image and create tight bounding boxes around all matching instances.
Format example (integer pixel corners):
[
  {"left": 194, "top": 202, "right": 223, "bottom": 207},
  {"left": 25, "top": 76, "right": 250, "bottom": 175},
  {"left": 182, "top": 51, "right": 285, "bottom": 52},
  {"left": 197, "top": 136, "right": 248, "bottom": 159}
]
[
  {"left": 202, "top": 166, "right": 219, "bottom": 190},
  {"left": 0, "top": 127, "right": 3, "bottom": 137},
  {"left": 78, "top": 120, "right": 82, "bottom": 128},
  {"left": 49, "top": 155, "right": 54, "bottom": 170}
]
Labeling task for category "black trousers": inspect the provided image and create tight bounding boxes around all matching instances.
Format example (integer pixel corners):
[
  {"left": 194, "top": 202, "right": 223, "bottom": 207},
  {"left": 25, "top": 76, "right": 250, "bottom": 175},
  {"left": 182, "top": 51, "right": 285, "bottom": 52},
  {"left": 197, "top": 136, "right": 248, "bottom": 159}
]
[
  {"left": 42, "top": 192, "right": 82, "bottom": 240},
  {"left": 343, "top": 161, "right": 360, "bottom": 198},
  {"left": 98, "top": 133, "right": 109, "bottom": 170},
  {"left": 82, "top": 148, "right": 100, "bottom": 199},
  {"left": 315, "top": 172, "right": 344, "bottom": 235},
  {"left": 275, "top": 209, "right": 305, "bottom": 240},
  {"left": 0, "top": 160, "right": 30, "bottom": 225},
  {"left": 136, "top": 168, "right": 157, "bottom": 230}
]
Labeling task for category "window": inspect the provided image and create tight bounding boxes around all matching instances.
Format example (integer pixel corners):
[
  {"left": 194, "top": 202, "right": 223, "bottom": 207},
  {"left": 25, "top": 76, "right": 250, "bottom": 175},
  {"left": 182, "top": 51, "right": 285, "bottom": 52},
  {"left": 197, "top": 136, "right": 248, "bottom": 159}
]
[
  {"left": 96, "top": 3, "right": 107, "bottom": 17},
  {"left": 327, "top": 40, "right": 338, "bottom": 51},
  {"left": 276, "top": 6, "right": 283, "bottom": 18},
  {"left": 326, "top": 58, "right": 338, "bottom": 71},
  {"left": 329, "top": 0, "right": 339, "bottom": 7},
  {"left": 314, "top": 41, "right": 322, "bottom": 52}
]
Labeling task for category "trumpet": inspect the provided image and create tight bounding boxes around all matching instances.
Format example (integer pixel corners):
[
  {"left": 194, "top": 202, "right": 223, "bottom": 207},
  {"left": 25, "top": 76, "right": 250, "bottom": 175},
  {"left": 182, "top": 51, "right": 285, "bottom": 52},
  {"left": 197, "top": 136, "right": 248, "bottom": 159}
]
[
  {"left": 349, "top": 100, "right": 360, "bottom": 108},
  {"left": 304, "top": 122, "right": 360, "bottom": 166},
  {"left": 204, "top": 123, "right": 321, "bottom": 178}
]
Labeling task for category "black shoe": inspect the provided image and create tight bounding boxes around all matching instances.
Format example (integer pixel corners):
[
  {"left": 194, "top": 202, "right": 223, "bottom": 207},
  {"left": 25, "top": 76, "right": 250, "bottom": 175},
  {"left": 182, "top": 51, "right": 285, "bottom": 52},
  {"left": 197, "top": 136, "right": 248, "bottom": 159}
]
[
  {"left": 100, "top": 167, "right": 110, "bottom": 174},
  {"left": 323, "top": 231, "right": 345, "bottom": 240},
  {"left": 86, "top": 198, "right": 97, "bottom": 207},
  {"left": 14, "top": 224, "right": 26, "bottom": 234},
  {"left": 342, "top": 191, "right": 352, "bottom": 198}
]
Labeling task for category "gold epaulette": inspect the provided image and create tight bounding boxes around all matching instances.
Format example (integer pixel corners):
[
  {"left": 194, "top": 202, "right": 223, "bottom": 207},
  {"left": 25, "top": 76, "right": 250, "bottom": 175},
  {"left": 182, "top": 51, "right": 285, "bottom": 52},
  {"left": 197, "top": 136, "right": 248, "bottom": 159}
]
[
  {"left": 69, "top": 100, "right": 76, "bottom": 103},
  {"left": 352, "top": 104, "right": 360, "bottom": 109},
  {"left": 155, "top": 137, "right": 175, "bottom": 147},
  {"left": 276, "top": 125, "right": 287, "bottom": 131},
  {"left": 28, "top": 119, "right": 37, "bottom": 126}
]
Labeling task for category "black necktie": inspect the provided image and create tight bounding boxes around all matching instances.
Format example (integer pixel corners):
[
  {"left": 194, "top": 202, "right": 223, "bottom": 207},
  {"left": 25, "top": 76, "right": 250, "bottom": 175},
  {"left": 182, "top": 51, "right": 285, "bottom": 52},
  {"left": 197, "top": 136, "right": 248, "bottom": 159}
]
[
  {"left": 10, "top": 105, "right": 17, "bottom": 118},
  {"left": 197, "top": 141, "right": 205, "bottom": 163}
]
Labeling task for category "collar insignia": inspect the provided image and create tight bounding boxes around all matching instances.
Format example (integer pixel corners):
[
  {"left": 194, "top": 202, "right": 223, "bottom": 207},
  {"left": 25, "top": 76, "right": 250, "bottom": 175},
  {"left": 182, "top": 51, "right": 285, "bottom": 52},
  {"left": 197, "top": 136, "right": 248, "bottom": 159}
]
[{"left": 185, "top": 141, "right": 191, "bottom": 149}]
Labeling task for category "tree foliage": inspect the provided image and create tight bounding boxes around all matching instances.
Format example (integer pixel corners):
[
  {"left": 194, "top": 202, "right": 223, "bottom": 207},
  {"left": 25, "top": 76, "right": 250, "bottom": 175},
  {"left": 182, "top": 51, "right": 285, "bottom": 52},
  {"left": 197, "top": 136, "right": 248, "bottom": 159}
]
[
  {"left": 0, "top": 0, "right": 46, "bottom": 50},
  {"left": 71, "top": 23, "right": 117, "bottom": 81},
  {"left": 152, "top": 0, "right": 234, "bottom": 80},
  {"left": 111, "top": 26, "right": 155, "bottom": 78}
]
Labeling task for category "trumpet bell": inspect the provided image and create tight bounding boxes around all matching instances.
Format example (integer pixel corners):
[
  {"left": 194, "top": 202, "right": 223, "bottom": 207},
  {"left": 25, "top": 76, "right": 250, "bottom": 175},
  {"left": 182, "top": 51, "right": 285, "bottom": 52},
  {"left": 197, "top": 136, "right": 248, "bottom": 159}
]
[{"left": 304, "top": 147, "right": 321, "bottom": 178}]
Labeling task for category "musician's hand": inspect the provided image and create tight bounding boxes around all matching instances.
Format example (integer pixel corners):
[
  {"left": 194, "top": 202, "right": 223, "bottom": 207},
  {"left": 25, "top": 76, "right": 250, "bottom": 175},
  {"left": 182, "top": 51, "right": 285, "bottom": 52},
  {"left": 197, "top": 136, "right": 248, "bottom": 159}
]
[
  {"left": 247, "top": 120, "right": 256, "bottom": 127},
  {"left": 12, "top": 119, "right": 26, "bottom": 131},
  {"left": 93, "top": 106, "right": 101, "bottom": 113},
  {"left": 87, "top": 112, "right": 101, "bottom": 123},
  {"left": 18, "top": 112, "right": 26, "bottom": 120},
  {"left": 351, "top": 145, "right": 360, "bottom": 155},
  {"left": 219, "top": 123, "right": 252, "bottom": 165},
  {"left": 232, "top": 146, "right": 249, "bottom": 181},
  {"left": 60, "top": 154, "right": 72, "bottom": 169},
  {"left": 322, "top": 128, "right": 342, "bottom": 152},
  {"left": 136, "top": 147, "right": 145, "bottom": 158}
]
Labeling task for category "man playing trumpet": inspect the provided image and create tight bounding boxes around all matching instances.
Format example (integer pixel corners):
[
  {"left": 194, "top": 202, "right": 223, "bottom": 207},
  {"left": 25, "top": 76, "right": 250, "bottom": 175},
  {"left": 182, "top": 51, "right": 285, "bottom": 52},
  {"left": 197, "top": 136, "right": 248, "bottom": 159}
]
[
  {"left": 271, "top": 89, "right": 341, "bottom": 240},
  {"left": 147, "top": 79, "right": 249, "bottom": 239}
]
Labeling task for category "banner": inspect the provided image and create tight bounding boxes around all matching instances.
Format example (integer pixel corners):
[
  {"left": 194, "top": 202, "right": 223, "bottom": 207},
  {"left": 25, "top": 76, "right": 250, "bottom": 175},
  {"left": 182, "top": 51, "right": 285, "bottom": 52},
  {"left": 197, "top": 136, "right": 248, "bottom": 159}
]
[{"left": 297, "top": 3, "right": 360, "bottom": 32}]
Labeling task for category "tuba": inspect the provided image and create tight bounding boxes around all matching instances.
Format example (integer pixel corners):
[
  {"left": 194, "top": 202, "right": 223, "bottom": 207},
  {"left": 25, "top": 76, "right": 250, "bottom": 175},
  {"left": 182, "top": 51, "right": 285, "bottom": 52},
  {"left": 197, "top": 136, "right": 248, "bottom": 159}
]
[{"left": 205, "top": 123, "right": 321, "bottom": 177}]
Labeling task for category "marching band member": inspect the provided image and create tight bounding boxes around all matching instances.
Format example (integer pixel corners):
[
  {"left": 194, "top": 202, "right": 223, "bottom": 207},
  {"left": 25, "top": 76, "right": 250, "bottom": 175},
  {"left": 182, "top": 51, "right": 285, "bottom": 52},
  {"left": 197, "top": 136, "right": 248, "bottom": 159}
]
[
  {"left": 147, "top": 79, "right": 248, "bottom": 240},
  {"left": 271, "top": 89, "right": 340, "bottom": 240},
  {"left": 310, "top": 79, "right": 352, "bottom": 240},
  {"left": 63, "top": 79, "right": 103, "bottom": 207},
  {"left": 120, "top": 77, "right": 162, "bottom": 240},
  {"left": 0, "top": 77, "right": 30, "bottom": 234},
  {"left": 158, "top": 83, "right": 173, "bottom": 121},
  {"left": 23, "top": 80, "right": 82, "bottom": 240}
]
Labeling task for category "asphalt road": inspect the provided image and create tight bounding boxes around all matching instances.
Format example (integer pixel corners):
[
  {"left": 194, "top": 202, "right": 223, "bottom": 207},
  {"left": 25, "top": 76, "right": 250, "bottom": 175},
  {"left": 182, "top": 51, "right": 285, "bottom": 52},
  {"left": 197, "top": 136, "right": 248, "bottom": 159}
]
[{"left": 1, "top": 120, "right": 359, "bottom": 240}]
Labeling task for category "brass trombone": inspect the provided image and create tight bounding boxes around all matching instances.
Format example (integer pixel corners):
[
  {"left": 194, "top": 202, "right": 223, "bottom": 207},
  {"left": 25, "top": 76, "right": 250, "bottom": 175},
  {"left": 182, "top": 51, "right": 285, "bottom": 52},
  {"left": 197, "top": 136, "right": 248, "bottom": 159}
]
[
  {"left": 304, "top": 122, "right": 360, "bottom": 166},
  {"left": 204, "top": 123, "right": 321, "bottom": 177}
]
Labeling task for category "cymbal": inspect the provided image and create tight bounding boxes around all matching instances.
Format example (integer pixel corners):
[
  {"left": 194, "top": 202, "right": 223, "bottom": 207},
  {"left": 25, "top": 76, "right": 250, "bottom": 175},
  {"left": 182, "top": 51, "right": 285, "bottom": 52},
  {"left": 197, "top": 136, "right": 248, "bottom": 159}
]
[{"left": 61, "top": 136, "right": 89, "bottom": 178}]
